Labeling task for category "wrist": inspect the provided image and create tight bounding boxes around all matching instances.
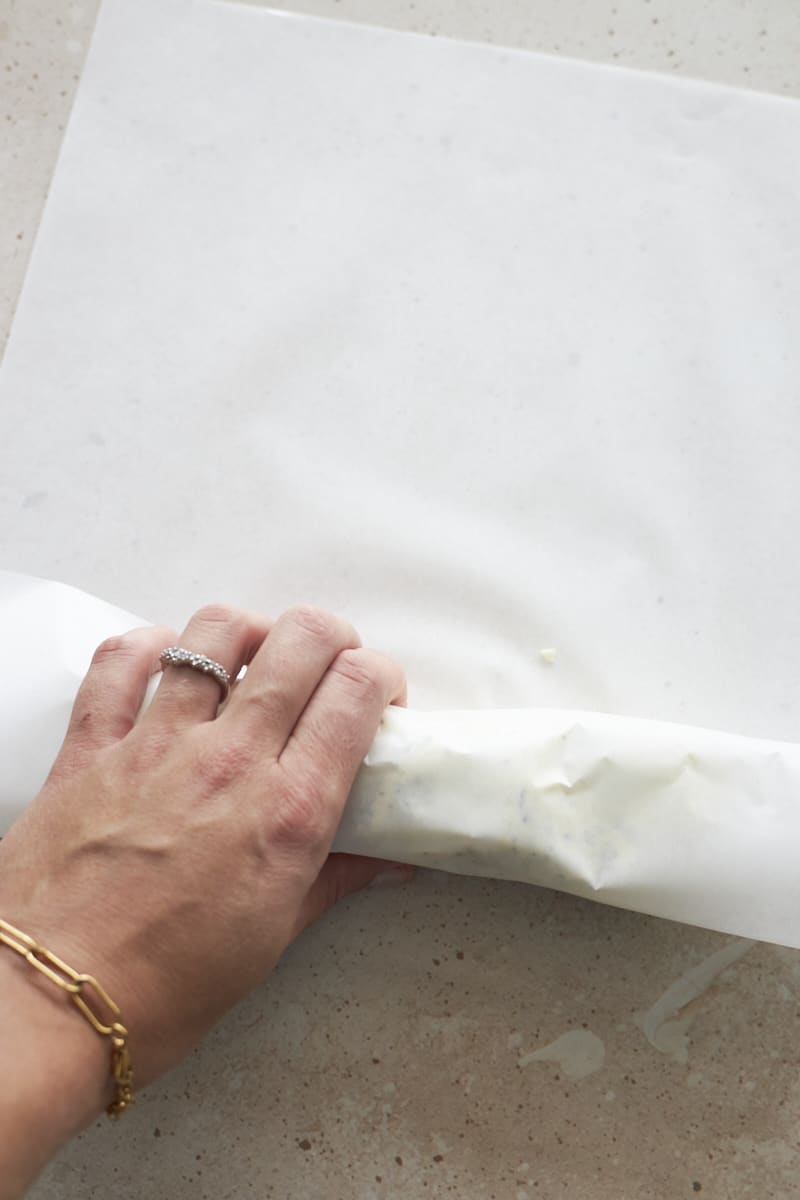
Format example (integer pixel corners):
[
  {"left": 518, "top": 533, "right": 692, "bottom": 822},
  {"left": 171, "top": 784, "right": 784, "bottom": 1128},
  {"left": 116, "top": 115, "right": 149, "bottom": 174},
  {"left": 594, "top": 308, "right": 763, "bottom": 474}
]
[{"left": 0, "top": 945, "right": 110, "bottom": 1197}]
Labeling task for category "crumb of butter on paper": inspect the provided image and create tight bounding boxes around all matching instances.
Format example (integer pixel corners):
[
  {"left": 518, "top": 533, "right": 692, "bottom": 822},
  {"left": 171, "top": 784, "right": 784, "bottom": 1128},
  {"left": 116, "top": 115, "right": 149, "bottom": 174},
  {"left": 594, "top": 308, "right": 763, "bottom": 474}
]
[{"left": 539, "top": 647, "right": 557, "bottom": 664}]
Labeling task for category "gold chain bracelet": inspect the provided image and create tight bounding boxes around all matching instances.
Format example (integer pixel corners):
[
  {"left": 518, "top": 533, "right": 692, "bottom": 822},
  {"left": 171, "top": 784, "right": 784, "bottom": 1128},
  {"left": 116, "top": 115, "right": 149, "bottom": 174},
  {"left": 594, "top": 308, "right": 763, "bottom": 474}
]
[{"left": 0, "top": 917, "right": 134, "bottom": 1118}]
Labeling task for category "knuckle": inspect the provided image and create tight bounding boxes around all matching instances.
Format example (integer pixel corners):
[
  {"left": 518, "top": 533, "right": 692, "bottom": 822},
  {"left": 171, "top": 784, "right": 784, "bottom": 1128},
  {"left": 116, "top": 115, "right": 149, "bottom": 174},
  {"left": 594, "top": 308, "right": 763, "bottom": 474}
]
[
  {"left": 288, "top": 604, "right": 342, "bottom": 645},
  {"left": 271, "top": 774, "right": 328, "bottom": 849},
  {"left": 91, "top": 632, "right": 140, "bottom": 667},
  {"left": 192, "top": 602, "right": 242, "bottom": 631},
  {"left": 240, "top": 682, "right": 286, "bottom": 724},
  {"left": 195, "top": 735, "right": 256, "bottom": 790},
  {"left": 331, "top": 648, "right": 383, "bottom": 703}
]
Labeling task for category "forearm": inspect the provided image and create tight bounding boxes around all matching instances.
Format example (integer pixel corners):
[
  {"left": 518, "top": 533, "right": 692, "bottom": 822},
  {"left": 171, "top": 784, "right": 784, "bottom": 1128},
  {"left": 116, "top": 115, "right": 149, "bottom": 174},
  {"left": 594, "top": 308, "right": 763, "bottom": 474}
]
[{"left": 0, "top": 952, "right": 108, "bottom": 1199}]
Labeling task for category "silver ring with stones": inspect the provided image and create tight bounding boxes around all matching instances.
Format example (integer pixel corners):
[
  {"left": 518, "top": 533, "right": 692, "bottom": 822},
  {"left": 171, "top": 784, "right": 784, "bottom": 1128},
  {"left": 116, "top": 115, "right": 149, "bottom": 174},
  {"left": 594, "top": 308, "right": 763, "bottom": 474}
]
[{"left": 159, "top": 646, "right": 231, "bottom": 702}]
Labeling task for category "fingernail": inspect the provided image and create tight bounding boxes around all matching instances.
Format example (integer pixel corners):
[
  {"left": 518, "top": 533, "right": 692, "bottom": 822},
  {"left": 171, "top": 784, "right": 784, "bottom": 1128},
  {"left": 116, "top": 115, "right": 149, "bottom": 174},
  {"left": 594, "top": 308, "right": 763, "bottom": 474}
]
[{"left": 368, "top": 865, "right": 415, "bottom": 889}]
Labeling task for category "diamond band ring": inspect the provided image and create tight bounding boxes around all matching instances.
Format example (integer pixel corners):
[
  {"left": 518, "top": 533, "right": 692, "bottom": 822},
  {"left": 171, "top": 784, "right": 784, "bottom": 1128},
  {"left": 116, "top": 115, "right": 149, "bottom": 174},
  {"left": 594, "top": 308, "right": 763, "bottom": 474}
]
[{"left": 158, "top": 646, "right": 231, "bottom": 702}]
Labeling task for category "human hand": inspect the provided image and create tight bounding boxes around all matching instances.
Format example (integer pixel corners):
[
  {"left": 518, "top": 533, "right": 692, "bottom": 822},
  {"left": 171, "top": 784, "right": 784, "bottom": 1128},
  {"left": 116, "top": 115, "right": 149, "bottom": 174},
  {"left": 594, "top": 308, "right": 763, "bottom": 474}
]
[{"left": 0, "top": 604, "right": 411, "bottom": 1127}]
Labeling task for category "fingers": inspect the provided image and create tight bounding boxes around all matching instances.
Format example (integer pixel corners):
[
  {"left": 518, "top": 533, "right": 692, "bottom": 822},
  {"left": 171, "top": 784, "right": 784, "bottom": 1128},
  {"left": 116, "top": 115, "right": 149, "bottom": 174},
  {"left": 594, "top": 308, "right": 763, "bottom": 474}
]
[
  {"left": 220, "top": 605, "right": 361, "bottom": 755},
  {"left": 54, "top": 625, "right": 176, "bottom": 771},
  {"left": 142, "top": 605, "right": 271, "bottom": 730},
  {"left": 274, "top": 646, "right": 407, "bottom": 850},
  {"left": 292, "top": 854, "right": 415, "bottom": 937}
]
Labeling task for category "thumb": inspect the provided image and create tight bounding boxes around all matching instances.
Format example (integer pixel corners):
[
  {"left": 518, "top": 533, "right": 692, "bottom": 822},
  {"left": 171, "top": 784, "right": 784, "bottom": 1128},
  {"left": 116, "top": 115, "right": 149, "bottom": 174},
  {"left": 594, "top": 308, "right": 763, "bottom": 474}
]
[{"left": 294, "top": 853, "right": 415, "bottom": 935}]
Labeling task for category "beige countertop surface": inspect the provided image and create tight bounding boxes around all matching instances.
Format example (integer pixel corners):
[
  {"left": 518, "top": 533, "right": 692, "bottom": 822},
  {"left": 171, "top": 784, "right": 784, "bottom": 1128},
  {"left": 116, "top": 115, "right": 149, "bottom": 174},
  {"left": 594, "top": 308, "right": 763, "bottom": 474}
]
[{"left": 3, "top": 2, "right": 800, "bottom": 1198}]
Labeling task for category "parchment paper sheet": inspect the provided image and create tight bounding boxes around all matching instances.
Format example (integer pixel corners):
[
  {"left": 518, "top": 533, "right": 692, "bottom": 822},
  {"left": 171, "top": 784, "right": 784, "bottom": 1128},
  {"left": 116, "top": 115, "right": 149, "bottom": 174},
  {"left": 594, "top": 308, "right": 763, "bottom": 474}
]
[{"left": 1, "top": 0, "right": 799, "bottom": 943}]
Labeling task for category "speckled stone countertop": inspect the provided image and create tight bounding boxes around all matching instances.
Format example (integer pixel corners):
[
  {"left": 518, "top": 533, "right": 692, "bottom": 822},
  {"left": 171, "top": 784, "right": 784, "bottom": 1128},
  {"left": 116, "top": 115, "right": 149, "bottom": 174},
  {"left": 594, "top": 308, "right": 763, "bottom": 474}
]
[{"left": 4, "top": 3, "right": 800, "bottom": 1198}]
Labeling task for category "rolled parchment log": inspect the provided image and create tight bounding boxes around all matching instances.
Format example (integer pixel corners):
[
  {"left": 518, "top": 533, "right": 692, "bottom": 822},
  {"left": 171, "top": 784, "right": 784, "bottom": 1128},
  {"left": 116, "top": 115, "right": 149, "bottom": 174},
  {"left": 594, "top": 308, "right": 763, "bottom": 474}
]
[{"left": 3, "top": 571, "right": 799, "bottom": 947}]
